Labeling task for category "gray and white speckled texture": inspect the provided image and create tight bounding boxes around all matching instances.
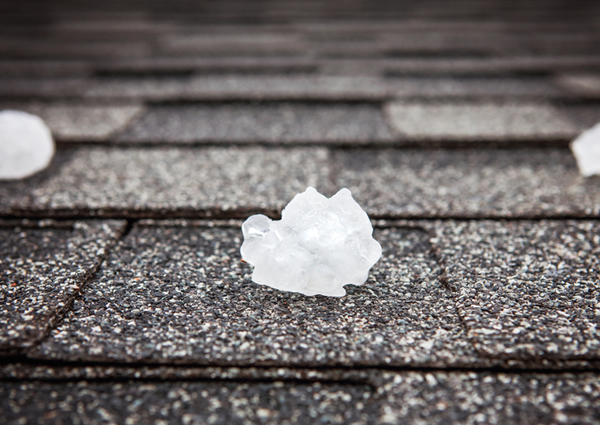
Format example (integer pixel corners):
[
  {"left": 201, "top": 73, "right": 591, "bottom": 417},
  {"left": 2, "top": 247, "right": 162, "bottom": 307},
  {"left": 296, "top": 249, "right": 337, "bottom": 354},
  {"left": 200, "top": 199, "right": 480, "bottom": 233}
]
[
  {"left": 83, "top": 76, "right": 563, "bottom": 101},
  {"left": 30, "top": 224, "right": 476, "bottom": 366},
  {"left": 385, "top": 101, "right": 580, "bottom": 140},
  {"left": 85, "top": 75, "right": 389, "bottom": 101},
  {"left": 1, "top": 371, "right": 599, "bottom": 424},
  {"left": 3, "top": 147, "right": 600, "bottom": 219},
  {"left": 17, "top": 103, "right": 145, "bottom": 141},
  {"left": 3, "top": 4, "right": 600, "bottom": 424},
  {"left": 116, "top": 103, "right": 394, "bottom": 143},
  {"left": 334, "top": 148, "right": 600, "bottom": 218},
  {"left": 378, "top": 371, "right": 600, "bottom": 424},
  {"left": 0, "top": 220, "right": 126, "bottom": 353},
  {"left": 387, "top": 77, "right": 563, "bottom": 99},
  {"left": 0, "top": 380, "right": 374, "bottom": 425},
  {"left": 0, "top": 147, "right": 331, "bottom": 217},
  {"left": 428, "top": 220, "right": 600, "bottom": 359}
]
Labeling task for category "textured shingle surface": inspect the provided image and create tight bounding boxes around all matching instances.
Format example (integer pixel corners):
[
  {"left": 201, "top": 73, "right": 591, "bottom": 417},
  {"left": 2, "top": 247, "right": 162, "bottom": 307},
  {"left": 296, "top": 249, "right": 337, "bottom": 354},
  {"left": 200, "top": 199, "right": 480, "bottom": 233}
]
[
  {"left": 4, "top": 147, "right": 600, "bottom": 219},
  {"left": 378, "top": 371, "right": 600, "bottom": 424},
  {"left": 0, "top": 380, "right": 375, "bottom": 425},
  {"left": 4, "top": 103, "right": 145, "bottom": 141},
  {"left": 83, "top": 76, "right": 566, "bottom": 101},
  {"left": 428, "top": 220, "right": 600, "bottom": 360},
  {"left": 333, "top": 148, "right": 600, "bottom": 218},
  {"left": 116, "top": 103, "right": 394, "bottom": 143},
  {"left": 387, "top": 77, "right": 563, "bottom": 98},
  {"left": 385, "top": 101, "right": 580, "bottom": 141},
  {"left": 30, "top": 225, "right": 476, "bottom": 366},
  {"left": 0, "top": 147, "right": 331, "bottom": 217},
  {"left": 0, "top": 220, "right": 125, "bottom": 353},
  {"left": 3, "top": 0, "right": 600, "bottom": 422},
  {"left": 85, "top": 75, "right": 389, "bottom": 101},
  {"left": 1, "top": 371, "right": 598, "bottom": 425}
]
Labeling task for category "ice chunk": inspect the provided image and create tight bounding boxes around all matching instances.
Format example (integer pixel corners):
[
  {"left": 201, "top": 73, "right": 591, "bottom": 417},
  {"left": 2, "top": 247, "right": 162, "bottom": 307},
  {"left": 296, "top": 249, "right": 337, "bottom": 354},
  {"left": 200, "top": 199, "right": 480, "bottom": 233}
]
[
  {"left": 571, "top": 122, "right": 600, "bottom": 177},
  {"left": 241, "top": 187, "right": 382, "bottom": 297},
  {"left": 0, "top": 110, "right": 55, "bottom": 180}
]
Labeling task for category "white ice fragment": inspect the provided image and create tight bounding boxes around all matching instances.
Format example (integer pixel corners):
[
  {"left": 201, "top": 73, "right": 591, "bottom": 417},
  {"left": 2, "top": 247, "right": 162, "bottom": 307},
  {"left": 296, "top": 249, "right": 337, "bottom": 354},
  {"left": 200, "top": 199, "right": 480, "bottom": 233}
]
[
  {"left": 571, "top": 122, "right": 600, "bottom": 177},
  {"left": 0, "top": 110, "right": 55, "bottom": 180},
  {"left": 241, "top": 187, "right": 382, "bottom": 297}
]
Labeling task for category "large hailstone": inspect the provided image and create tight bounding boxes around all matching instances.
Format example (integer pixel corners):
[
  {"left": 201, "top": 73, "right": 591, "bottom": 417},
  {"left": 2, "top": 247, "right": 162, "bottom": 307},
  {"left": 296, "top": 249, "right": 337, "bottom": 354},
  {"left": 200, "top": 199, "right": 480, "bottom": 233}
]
[
  {"left": 0, "top": 110, "right": 55, "bottom": 180},
  {"left": 241, "top": 187, "right": 382, "bottom": 297},
  {"left": 571, "top": 122, "right": 600, "bottom": 177}
]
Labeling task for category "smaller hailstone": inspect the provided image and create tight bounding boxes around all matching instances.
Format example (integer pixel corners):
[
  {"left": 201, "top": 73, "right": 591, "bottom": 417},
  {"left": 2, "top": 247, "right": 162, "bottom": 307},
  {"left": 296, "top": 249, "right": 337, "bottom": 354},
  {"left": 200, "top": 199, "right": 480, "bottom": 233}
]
[
  {"left": 0, "top": 110, "right": 55, "bottom": 180},
  {"left": 571, "top": 122, "right": 600, "bottom": 177},
  {"left": 241, "top": 187, "right": 382, "bottom": 297}
]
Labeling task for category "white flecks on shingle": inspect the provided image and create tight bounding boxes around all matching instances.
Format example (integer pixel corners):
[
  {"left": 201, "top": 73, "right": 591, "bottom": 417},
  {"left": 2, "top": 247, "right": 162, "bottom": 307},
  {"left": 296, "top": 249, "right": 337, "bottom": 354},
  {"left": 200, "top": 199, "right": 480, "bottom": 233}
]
[{"left": 384, "top": 101, "right": 579, "bottom": 140}]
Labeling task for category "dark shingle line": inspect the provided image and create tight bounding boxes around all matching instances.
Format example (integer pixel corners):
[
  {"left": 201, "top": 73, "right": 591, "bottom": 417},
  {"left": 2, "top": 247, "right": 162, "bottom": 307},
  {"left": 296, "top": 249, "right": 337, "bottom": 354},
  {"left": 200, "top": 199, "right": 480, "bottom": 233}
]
[
  {"left": 0, "top": 220, "right": 126, "bottom": 355},
  {"left": 4, "top": 211, "right": 600, "bottom": 222},
  {"left": 3, "top": 362, "right": 600, "bottom": 382}
]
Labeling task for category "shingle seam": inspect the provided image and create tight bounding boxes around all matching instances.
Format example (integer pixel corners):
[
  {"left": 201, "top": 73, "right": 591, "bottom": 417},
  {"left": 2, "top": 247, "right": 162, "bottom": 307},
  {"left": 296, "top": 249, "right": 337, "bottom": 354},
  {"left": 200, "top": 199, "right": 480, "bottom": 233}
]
[{"left": 19, "top": 221, "right": 130, "bottom": 357}]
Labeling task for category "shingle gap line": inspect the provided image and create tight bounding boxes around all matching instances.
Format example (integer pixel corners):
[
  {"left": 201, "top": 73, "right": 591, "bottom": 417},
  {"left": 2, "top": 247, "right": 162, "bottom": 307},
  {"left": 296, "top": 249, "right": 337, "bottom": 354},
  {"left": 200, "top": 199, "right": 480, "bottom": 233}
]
[
  {"left": 2, "top": 214, "right": 600, "bottom": 224},
  {"left": 2, "top": 360, "right": 600, "bottom": 377}
]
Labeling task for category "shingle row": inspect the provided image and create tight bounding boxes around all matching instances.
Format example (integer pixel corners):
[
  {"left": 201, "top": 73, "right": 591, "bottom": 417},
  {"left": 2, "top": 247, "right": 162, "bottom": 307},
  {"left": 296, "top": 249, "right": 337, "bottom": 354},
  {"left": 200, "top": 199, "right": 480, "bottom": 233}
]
[
  {"left": 2, "top": 147, "right": 599, "bottom": 219},
  {"left": 1, "top": 73, "right": 597, "bottom": 100},
  {"left": 3, "top": 219, "right": 598, "bottom": 369},
  {"left": 1, "top": 371, "right": 599, "bottom": 424},
  {"left": 2, "top": 100, "right": 598, "bottom": 144}
]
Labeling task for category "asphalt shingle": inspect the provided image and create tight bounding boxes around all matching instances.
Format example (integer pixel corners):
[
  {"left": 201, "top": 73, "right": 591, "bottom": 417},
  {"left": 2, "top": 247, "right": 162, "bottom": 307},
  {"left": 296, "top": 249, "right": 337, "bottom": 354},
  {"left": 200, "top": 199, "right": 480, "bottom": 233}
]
[
  {"left": 4, "top": 103, "right": 145, "bottom": 141},
  {"left": 84, "top": 75, "right": 564, "bottom": 102},
  {"left": 0, "top": 220, "right": 126, "bottom": 354},
  {"left": 1, "top": 371, "right": 599, "bottom": 424},
  {"left": 385, "top": 101, "right": 579, "bottom": 141},
  {"left": 0, "top": 146, "right": 331, "bottom": 218},
  {"left": 561, "top": 104, "right": 600, "bottom": 130},
  {"left": 116, "top": 103, "right": 394, "bottom": 143},
  {"left": 85, "top": 75, "right": 388, "bottom": 101},
  {"left": 0, "top": 380, "right": 374, "bottom": 425},
  {"left": 379, "top": 371, "right": 600, "bottom": 424},
  {"left": 387, "top": 77, "right": 563, "bottom": 99},
  {"left": 333, "top": 148, "right": 600, "bottom": 218},
  {"left": 428, "top": 220, "right": 600, "bottom": 359},
  {"left": 29, "top": 224, "right": 475, "bottom": 366}
]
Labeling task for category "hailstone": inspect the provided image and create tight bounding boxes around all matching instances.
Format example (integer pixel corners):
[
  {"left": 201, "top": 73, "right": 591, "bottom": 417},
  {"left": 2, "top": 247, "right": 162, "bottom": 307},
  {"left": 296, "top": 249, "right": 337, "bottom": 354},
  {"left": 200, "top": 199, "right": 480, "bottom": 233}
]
[
  {"left": 571, "top": 122, "right": 600, "bottom": 177},
  {"left": 240, "top": 187, "right": 382, "bottom": 297},
  {"left": 0, "top": 110, "right": 55, "bottom": 180}
]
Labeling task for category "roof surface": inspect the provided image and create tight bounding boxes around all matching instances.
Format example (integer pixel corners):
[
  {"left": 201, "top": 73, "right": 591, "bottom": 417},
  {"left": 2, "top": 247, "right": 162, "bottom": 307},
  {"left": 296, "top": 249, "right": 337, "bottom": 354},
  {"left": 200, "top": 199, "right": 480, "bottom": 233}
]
[{"left": 1, "top": 0, "right": 600, "bottom": 423}]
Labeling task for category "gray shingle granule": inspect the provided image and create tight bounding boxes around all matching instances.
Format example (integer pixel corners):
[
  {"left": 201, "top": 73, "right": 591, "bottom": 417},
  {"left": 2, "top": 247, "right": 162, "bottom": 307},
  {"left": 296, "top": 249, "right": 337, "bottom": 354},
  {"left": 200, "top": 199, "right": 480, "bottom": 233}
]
[
  {"left": 30, "top": 224, "right": 475, "bottom": 367},
  {"left": 0, "top": 220, "right": 126, "bottom": 353},
  {"left": 0, "top": 380, "right": 374, "bottom": 425},
  {"left": 116, "top": 103, "right": 394, "bottom": 143},
  {"left": 427, "top": 220, "right": 600, "bottom": 359},
  {"left": 0, "top": 146, "right": 331, "bottom": 218},
  {"left": 334, "top": 148, "right": 600, "bottom": 218}
]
